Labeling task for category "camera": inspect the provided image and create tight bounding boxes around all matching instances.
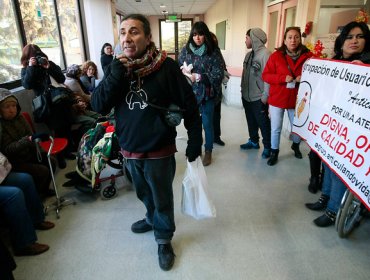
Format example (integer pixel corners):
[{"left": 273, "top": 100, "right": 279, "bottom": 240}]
[{"left": 36, "top": 56, "right": 48, "bottom": 66}]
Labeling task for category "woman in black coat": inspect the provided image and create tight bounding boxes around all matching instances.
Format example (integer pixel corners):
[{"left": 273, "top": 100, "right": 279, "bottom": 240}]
[
  {"left": 20, "top": 44, "right": 75, "bottom": 168},
  {"left": 100, "top": 43, "right": 113, "bottom": 75}
]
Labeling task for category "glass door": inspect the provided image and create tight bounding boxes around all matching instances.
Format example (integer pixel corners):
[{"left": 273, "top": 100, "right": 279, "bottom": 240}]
[
  {"left": 160, "top": 19, "right": 192, "bottom": 61},
  {"left": 267, "top": 0, "right": 297, "bottom": 52}
]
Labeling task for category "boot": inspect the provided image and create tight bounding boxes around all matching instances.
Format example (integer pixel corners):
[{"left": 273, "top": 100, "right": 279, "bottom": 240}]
[
  {"left": 308, "top": 176, "right": 320, "bottom": 194},
  {"left": 291, "top": 142, "right": 302, "bottom": 159},
  {"left": 313, "top": 210, "right": 336, "bottom": 227},
  {"left": 305, "top": 194, "right": 329, "bottom": 211},
  {"left": 308, "top": 151, "right": 322, "bottom": 193},
  {"left": 267, "top": 149, "right": 279, "bottom": 166},
  {"left": 318, "top": 163, "right": 324, "bottom": 191},
  {"left": 202, "top": 151, "right": 212, "bottom": 166}
]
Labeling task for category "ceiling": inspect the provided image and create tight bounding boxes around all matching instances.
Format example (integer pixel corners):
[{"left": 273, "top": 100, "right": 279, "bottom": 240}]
[{"left": 115, "top": 0, "right": 218, "bottom": 16}]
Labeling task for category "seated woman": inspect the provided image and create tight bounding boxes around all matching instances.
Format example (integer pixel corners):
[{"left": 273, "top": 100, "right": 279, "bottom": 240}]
[
  {"left": 1, "top": 172, "right": 54, "bottom": 256},
  {"left": 306, "top": 21, "right": 370, "bottom": 227},
  {"left": 0, "top": 88, "right": 56, "bottom": 198},
  {"left": 20, "top": 44, "right": 75, "bottom": 168},
  {"left": 80, "top": 61, "right": 98, "bottom": 94},
  {"left": 64, "top": 64, "right": 101, "bottom": 140},
  {"left": 65, "top": 64, "right": 91, "bottom": 96}
]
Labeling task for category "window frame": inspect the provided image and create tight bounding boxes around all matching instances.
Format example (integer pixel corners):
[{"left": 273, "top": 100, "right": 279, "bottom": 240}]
[{"left": 0, "top": 0, "right": 86, "bottom": 90}]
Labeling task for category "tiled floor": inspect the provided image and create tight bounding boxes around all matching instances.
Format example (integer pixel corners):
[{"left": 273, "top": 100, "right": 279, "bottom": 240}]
[{"left": 12, "top": 104, "right": 370, "bottom": 280}]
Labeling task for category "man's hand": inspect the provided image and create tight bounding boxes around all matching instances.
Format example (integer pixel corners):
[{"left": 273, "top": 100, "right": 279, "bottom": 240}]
[
  {"left": 110, "top": 57, "right": 127, "bottom": 79},
  {"left": 186, "top": 146, "right": 201, "bottom": 162}
]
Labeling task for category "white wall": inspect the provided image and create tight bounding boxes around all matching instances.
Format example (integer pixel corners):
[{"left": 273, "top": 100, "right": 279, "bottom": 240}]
[
  {"left": 204, "top": 0, "right": 265, "bottom": 107},
  {"left": 82, "top": 0, "right": 115, "bottom": 79},
  {"left": 205, "top": 0, "right": 265, "bottom": 70}
]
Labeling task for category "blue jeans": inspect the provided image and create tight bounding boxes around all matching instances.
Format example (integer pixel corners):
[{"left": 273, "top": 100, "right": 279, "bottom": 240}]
[
  {"left": 126, "top": 156, "right": 176, "bottom": 244},
  {"left": 322, "top": 164, "right": 347, "bottom": 213},
  {"left": 213, "top": 99, "right": 222, "bottom": 140},
  {"left": 0, "top": 172, "right": 44, "bottom": 250},
  {"left": 2, "top": 172, "right": 45, "bottom": 224},
  {"left": 200, "top": 99, "right": 215, "bottom": 151},
  {"left": 269, "top": 105, "right": 301, "bottom": 149}
]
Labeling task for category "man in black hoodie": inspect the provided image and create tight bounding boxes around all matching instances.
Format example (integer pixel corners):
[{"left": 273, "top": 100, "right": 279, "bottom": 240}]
[{"left": 92, "top": 14, "right": 202, "bottom": 271}]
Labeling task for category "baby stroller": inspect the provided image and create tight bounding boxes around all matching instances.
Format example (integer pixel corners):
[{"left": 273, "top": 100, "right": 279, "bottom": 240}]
[{"left": 66, "top": 120, "right": 131, "bottom": 199}]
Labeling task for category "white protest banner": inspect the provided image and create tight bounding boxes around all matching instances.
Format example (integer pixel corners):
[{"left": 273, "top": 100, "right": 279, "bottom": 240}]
[{"left": 293, "top": 58, "right": 370, "bottom": 210}]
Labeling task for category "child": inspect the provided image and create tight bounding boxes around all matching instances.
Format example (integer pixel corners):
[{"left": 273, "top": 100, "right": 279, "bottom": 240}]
[{"left": 0, "top": 88, "right": 56, "bottom": 198}]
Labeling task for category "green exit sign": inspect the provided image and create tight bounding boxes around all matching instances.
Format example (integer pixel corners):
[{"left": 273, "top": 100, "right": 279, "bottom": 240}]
[{"left": 168, "top": 15, "right": 178, "bottom": 20}]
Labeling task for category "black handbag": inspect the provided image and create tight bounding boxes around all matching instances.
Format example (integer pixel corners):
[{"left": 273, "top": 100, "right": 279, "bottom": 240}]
[
  {"left": 32, "top": 92, "right": 51, "bottom": 123},
  {"left": 133, "top": 91, "right": 184, "bottom": 127}
]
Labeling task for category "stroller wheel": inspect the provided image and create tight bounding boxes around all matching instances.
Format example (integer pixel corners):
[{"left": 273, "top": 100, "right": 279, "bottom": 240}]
[{"left": 101, "top": 184, "right": 117, "bottom": 200}]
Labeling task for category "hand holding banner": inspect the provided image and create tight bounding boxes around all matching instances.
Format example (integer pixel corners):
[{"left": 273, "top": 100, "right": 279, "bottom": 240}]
[{"left": 293, "top": 58, "right": 370, "bottom": 209}]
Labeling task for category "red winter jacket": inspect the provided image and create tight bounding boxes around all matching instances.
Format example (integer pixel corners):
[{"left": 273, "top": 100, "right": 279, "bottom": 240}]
[{"left": 262, "top": 49, "right": 312, "bottom": 109}]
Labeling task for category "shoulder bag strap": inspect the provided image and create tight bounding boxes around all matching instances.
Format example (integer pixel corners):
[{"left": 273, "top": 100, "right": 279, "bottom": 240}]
[{"left": 282, "top": 54, "right": 295, "bottom": 78}]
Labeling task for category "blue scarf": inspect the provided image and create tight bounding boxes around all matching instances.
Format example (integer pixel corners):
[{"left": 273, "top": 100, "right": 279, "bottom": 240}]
[{"left": 190, "top": 43, "right": 206, "bottom": 56}]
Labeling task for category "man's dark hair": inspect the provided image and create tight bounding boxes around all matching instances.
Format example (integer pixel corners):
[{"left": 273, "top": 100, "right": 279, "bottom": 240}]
[{"left": 122, "top": 14, "right": 151, "bottom": 36}]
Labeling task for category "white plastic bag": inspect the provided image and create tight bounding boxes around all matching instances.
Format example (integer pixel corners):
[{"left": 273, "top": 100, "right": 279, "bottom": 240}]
[{"left": 181, "top": 157, "right": 216, "bottom": 220}]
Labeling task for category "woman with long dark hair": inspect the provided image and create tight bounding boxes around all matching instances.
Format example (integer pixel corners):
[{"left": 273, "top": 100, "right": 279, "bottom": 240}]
[
  {"left": 100, "top": 43, "right": 114, "bottom": 75},
  {"left": 178, "top": 21, "right": 224, "bottom": 166},
  {"left": 306, "top": 21, "right": 370, "bottom": 227}
]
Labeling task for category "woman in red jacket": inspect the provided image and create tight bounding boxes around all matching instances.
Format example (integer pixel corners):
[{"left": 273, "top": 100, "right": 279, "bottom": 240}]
[{"left": 262, "top": 26, "right": 312, "bottom": 166}]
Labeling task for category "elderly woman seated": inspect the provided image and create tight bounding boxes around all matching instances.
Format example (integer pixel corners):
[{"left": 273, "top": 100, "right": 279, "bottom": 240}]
[
  {"left": 0, "top": 172, "right": 54, "bottom": 256},
  {"left": 64, "top": 64, "right": 101, "bottom": 146}
]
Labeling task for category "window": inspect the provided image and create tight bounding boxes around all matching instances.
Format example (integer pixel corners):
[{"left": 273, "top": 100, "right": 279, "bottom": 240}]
[
  {"left": 0, "top": 0, "right": 85, "bottom": 87},
  {"left": 216, "top": 21, "right": 226, "bottom": 50},
  {"left": 20, "top": 0, "right": 63, "bottom": 67},
  {"left": 159, "top": 19, "right": 192, "bottom": 60},
  {"left": 0, "top": 0, "right": 23, "bottom": 84},
  {"left": 57, "top": 0, "right": 84, "bottom": 66}
]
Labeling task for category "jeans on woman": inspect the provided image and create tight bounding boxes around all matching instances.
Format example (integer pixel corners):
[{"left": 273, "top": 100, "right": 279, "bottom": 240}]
[
  {"left": 321, "top": 164, "right": 347, "bottom": 213},
  {"left": 2, "top": 172, "right": 45, "bottom": 224},
  {"left": 200, "top": 99, "right": 215, "bottom": 151},
  {"left": 0, "top": 172, "right": 44, "bottom": 250},
  {"left": 269, "top": 105, "right": 300, "bottom": 149},
  {"left": 213, "top": 98, "right": 222, "bottom": 141},
  {"left": 126, "top": 156, "right": 176, "bottom": 244}
]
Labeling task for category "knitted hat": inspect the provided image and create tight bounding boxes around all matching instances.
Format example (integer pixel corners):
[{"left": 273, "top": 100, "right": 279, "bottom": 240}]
[
  {"left": 0, "top": 88, "right": 19, "bottom": 105},
  {"left": 66, "top": 64, "right": 82, "bottom": 78}
]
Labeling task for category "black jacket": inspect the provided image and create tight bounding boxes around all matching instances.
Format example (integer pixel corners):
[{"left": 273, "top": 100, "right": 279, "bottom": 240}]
[
  {"left": 21, "top": 61, "right": 65, "bottom": 97},
  {"left": 91, "top": 57, "right": 202, "bottom": 157},
  {"left": 101, "top": 54, "right": 113, "bottom": 75}
]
